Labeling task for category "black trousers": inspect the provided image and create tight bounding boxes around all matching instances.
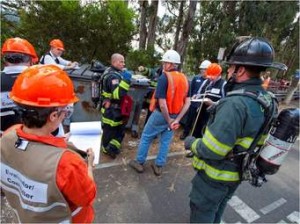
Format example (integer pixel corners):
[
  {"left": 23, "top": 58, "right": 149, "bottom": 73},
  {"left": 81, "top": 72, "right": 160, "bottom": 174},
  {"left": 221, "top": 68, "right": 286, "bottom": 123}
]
[{"left": 102, "top": 123, "right": 125, "bottom": 154}]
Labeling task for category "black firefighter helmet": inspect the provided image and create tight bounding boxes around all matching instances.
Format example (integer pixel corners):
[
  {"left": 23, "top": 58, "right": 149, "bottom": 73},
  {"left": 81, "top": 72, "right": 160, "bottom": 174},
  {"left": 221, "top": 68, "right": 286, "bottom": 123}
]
[{"left": 225, "top": 37, "right": 287, "bottom": 71}]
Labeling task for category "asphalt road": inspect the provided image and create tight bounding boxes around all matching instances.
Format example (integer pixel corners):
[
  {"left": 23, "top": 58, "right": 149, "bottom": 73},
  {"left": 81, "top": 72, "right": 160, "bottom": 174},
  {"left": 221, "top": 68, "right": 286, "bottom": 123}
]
[
  {"left": 92, "top": 140, "right": 299, "bottom": 223},
  {"left": 1, "top": 142, "right": 299, "bottom": 223}
]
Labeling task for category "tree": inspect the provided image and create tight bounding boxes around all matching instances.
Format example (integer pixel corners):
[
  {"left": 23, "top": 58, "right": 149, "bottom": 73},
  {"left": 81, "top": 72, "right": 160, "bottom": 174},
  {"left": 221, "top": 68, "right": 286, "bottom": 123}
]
[
  {"left": 175, "top": 0, "right": 198, "bottom": 64},
  {"left": 12, "top": 0, "right": 135, "bottom": 64}
]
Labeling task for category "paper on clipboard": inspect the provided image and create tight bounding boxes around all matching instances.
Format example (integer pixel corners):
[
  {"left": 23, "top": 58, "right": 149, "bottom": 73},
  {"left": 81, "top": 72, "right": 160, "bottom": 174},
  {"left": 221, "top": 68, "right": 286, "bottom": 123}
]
[
  {"left": 68, "top": 121, "right": 102, "bottom": 164},
  {"left": 191, "top": 98, "right": 210, "bottom": 102}
]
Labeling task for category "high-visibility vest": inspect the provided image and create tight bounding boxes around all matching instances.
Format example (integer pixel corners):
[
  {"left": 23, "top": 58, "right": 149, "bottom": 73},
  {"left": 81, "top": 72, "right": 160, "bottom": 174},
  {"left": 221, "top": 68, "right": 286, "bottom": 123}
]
[{"left": 149, "top": 71, "right": 188, "bottom": 114}]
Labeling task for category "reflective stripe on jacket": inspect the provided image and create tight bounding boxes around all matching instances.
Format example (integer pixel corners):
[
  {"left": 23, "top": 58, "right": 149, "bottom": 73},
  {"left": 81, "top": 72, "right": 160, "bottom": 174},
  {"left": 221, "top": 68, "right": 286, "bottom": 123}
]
[{"left": 190, "top": 78, "right": 274, "bottom": 183}]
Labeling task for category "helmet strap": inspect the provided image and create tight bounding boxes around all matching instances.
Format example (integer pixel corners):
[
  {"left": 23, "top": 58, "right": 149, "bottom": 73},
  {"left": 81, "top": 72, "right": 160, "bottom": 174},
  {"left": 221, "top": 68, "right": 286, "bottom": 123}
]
[{"left": 224, "top": 66, "right": 240, "bottom": 94}]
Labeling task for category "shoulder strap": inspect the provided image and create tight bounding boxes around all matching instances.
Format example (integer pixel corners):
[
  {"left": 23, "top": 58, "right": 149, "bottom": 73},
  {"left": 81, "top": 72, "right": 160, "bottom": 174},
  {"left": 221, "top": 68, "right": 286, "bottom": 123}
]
[{"left": 227, "top": 89, "right": 278, "bottom": 155}]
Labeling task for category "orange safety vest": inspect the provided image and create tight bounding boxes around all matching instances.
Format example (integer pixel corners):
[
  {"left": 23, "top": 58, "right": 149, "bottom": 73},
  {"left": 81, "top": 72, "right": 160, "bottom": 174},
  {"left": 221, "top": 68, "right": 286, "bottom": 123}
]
[{"left": 149, "top": 71, "right": 188, "bottom": 114}]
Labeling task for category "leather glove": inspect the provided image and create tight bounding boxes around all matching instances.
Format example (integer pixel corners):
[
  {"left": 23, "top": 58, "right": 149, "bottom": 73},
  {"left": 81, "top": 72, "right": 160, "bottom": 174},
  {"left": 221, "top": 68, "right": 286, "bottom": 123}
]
[
  {"left": 121, "top": 70, "right": 132, "bottom": 81},
  {"left": 184, "top": 136, "right": 196, "bottom": 150}
]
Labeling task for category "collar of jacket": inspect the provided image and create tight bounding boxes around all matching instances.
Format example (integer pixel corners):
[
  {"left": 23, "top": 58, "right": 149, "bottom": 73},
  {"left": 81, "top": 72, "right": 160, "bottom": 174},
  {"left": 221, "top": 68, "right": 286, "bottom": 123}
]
[
  {"left": 231, "top": 78, "right": 263, "bottom": 92},
  {"left": 16, "top": 125, "right": 67, "bottom": 148}
]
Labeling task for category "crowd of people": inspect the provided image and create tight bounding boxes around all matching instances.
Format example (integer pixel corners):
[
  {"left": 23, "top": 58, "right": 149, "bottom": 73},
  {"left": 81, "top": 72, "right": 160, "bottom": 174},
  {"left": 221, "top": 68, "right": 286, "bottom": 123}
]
[{"left": 0, "top": 36, "right": 288, "bottom": 223}]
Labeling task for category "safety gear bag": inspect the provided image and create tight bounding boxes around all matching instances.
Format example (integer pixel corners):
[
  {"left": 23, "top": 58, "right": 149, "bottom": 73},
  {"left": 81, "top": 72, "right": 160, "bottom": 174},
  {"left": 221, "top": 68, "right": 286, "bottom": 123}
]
[{"left": 120, "top": 95, "right": 133, "bottom": 117}]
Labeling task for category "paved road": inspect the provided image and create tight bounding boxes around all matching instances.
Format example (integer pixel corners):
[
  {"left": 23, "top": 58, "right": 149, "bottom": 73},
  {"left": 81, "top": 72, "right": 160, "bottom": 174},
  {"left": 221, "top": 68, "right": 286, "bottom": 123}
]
[
  {"left": 93, "top": 141, "right": 299, "bottom": 223},
  {"left": 1, "top": 142, "right": 299, "bottom": 223}
]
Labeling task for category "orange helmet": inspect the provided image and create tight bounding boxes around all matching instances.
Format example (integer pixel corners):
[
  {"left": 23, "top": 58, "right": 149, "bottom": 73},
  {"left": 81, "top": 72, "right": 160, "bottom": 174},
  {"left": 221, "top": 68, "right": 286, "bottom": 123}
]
[
  {"left": 10, "top": 65, "right": 79, "bottom": 107},
  {"left": 205, "top": 63, "right": 222, "bottom": 80},
  {"left": 50, "top": 39, "right": 65, "bottom": 51},
  {"left": 1, "top": 37, "right": 38, "bottom": 63}
]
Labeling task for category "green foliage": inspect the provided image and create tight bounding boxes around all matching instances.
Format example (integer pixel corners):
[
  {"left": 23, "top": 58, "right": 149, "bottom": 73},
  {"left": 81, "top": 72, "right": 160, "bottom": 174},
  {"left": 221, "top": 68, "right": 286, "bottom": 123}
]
[
  {"left": 186, "top": 1, "right": 299, "bottom": 78},
  {"left": 126, "top": 47, "right": 161, "bottom": 71},
  {"left": 4, "top": 0, "right": 135, "bottom": 65}
]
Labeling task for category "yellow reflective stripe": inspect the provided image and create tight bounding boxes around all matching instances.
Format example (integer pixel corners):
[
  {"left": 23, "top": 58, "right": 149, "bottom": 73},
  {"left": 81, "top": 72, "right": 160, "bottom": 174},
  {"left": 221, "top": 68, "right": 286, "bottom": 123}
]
[
  {"left": 102, "top": 92, "right": 112, "bottom": 98},
  {"left": 150, "top": 81, "right": 157, "bottom": 87},
  {"left": 101, "top": 108, "right": 105, "bottom": 114},
  {"left": 257, "top": 134, "right": 267, "bottom": 145},
  {"left": 113, "top": 88, "right": 120, "bottom": 99},
  {"left": 102, "top": 117, "right": 123, "bottom": 126},
  {"left": 202, "top": 129, "right": 231, "bottom": 157},
  {"left": 235, "top": 137, "right": 253, "bottom": 149},
  {"left": 119, "top": 80, "right": 130, "bottom": 90},
  {"left": 110, "top": 139, "right": 121, "bottom": 149},
  {"left": 191, "top": 139, "right": 200, "bottom": 154},
  {"left": 192, "top": 157, "right": 240, "bottom": 182}
]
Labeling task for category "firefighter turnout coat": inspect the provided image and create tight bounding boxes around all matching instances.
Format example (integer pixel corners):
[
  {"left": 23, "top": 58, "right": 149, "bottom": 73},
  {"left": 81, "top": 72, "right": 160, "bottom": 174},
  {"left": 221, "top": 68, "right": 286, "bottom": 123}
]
[{"left": 190, "top": 78, "right": 275, "bottom": 183}]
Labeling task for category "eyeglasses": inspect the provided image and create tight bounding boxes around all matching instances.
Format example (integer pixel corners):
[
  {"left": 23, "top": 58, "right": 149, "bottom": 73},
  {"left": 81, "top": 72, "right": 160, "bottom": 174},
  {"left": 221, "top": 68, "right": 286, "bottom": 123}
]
[{"left": 56, "top": 104, "right": 74, "bottom": 119}]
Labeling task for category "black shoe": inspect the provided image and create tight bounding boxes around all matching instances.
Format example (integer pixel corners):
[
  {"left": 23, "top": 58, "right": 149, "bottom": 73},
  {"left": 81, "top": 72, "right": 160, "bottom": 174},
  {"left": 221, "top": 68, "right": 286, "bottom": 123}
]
[
  {"left": 102, "top": 147, "right": 116, "bottom": 159},
  {"left": 180, "top": 132, "right": 189, "bottom": 140},
  {"left": 151, "top": 163, "right": 163, "bottom": 176},
  {"left": 185, "top": 151, "right": 194, "bottom": 158}
]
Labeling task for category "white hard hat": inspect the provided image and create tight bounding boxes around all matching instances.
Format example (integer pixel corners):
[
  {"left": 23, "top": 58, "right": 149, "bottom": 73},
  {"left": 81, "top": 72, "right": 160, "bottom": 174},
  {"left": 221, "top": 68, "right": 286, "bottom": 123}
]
[
  {"left": 199, "top": 60, "right": 211, "bottom": 69},
  {"left": 161, "top": 50, "right": 181, "bottom": 64}
]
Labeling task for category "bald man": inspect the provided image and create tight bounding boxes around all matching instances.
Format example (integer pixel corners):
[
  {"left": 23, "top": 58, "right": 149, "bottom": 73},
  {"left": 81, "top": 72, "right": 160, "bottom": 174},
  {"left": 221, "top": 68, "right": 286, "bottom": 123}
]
[{"left": 100, "top": 53, "right": 132, "bottom": 159}]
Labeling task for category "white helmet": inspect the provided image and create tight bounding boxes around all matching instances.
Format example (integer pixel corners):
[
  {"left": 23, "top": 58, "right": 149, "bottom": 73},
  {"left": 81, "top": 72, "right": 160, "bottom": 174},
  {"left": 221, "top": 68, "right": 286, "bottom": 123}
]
[
  {"left": 199, "top": 60, "right": 211, "bottom": 69},
  {"left": 161, "top": 50, "right": 181, "bottom": 64}
]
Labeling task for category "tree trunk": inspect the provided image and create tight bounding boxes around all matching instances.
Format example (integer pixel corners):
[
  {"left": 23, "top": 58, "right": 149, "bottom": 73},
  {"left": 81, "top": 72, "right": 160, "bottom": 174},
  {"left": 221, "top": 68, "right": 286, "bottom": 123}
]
[
  {"left": 283, "top": 76, "right": 299, "bottom": 105},
  {"left": 174, "top": 1, "right": 185, "bottom": 50},
  {"left": 176, "top": 0, "right": 198, "bottom": 64},
  {"left": 146, "top": 0, "right": 159, "bottom": 50},
  {"left": 138, "top": 0, "right": 148, "bottom": 50}
]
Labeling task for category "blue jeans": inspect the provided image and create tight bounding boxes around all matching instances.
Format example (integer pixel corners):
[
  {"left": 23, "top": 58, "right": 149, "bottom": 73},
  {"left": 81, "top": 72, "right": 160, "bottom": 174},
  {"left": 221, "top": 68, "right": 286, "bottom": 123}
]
[{"left": 136, "top": 110, "right": 176, "bottom": 166}]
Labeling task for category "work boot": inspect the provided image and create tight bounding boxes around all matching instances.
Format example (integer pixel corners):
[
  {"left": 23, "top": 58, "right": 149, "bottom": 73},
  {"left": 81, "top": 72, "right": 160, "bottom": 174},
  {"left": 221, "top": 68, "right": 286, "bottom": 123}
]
[
  {"left": 151, "top": 163, "right": 162, "bottom": 176},
  {"left": 102, "top": 147, "right": 116, "bottom": 159},
  {"left": 180, "top": 132, "right": 188, "bottom": 140},
  {"left": 129, "top": 160, "right": 144, "bottom": 173}
]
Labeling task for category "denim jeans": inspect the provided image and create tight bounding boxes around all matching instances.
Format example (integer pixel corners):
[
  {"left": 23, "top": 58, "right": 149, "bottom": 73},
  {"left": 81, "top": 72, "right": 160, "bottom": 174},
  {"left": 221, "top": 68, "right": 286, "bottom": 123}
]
[{"left": 136, "top": 110, "right": 176, "bottom": 166}]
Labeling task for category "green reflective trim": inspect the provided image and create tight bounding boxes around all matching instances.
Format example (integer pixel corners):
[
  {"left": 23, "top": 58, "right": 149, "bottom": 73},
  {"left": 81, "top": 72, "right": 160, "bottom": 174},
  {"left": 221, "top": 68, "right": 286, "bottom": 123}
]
[
  {"left": 110, "top": 139, "right": 121, "bottom": 149},
  {"left": 112, "top": 87, "right": 120, "bottom": 99},
  {"left": 102, "top": 117, "right": 123, "bottom": 126},
  {"left": 257, "top": 134, "right": 267, "bottom": 145},
  {"left": 192, "top": 157, "right": 240, "bottom": 182},
  {"left": 119, "top": 80, "right": 130, "bottom": 90},
  {"left": 101, "top": 108, "right": 105, "bottom": 114},
  {"left": 235, "top": 137, "right": 253, "bottom": 149},
  {"left": 191, "top": 139, "right": 200, "bottom": 155},
  {"left": 102, "top": 92, "right": 112, "bottom": 98},
  {"left": 202, "top": 128, "right": 231, "bottom": 157},
  {"left": 150, "top": 81, "right": 157, "bottom": 87}
]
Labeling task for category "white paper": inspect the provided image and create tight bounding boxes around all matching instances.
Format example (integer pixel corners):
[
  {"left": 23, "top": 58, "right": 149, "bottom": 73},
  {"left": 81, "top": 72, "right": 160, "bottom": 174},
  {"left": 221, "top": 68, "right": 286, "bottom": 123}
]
[
  {"left": 191, "top": 98, "right": 210, "bottom": 102},
  {"left": 69, "top": 121, "right": 102, "bottom": 164}
]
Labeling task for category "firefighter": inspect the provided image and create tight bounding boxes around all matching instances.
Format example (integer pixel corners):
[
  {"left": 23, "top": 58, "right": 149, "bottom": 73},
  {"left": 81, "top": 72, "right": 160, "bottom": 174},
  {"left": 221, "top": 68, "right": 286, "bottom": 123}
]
[
  {"left": 0, "top": 65, "right": 97, "bottom": 223},
  {"left": 1, "top": 37, "right": 38, "bottom": 134},
  {"left": 129, "top": 49, "right": 190, "bottom": 176},
  {"left": 184, "top": 37, "right": 287, "bottom": 223},
  {"left": 40, "top": 39, "right": 78, "bottom": 70},
  {"left": 100, "top": 53, "right": 132, "bottom": 159},
  {"left": 180, "top": 59, "right": 211, "bottom": 140}
]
